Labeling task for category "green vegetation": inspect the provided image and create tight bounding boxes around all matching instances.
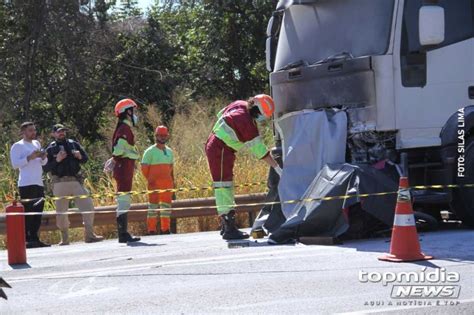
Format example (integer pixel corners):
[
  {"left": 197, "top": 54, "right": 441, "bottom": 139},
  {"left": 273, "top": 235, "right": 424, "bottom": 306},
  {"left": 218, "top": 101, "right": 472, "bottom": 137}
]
[
  {"left": 0, "top": 0, "right": 276, "bottom": 138},
  {"left": 0, "top": 0, "right": 278, "bottom": 245}
]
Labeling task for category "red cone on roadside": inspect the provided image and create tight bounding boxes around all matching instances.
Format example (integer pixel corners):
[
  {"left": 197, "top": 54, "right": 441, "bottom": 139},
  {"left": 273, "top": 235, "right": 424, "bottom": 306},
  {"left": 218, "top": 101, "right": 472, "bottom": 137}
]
[{"left": 378, "top": 177, "right": 433, "bottom": 262}]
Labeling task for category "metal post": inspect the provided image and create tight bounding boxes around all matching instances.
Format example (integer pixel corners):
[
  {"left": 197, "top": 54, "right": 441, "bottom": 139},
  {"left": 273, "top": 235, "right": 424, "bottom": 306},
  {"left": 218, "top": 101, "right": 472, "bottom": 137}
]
[{"left": 401, "top": 152, "right": 409, "bottom": 177}]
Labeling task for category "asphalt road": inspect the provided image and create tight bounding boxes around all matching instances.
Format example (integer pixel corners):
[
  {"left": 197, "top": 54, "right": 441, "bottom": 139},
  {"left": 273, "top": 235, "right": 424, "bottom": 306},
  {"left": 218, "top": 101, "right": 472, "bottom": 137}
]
[{"left": 1, "top": 229, "right": 473, "bottom": 314}]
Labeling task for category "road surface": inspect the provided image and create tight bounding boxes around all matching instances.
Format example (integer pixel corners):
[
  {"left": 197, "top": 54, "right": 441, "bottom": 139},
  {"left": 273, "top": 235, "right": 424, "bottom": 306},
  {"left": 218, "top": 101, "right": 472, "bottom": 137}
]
[{"left": 1, "top": 229, "right": 473, "bottom": 314}]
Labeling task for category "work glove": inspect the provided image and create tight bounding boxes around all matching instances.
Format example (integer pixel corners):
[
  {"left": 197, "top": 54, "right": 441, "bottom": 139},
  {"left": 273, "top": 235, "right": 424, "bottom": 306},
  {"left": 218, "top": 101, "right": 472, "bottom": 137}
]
[{"left": 103, "top": 157, "right": 115, "bottom": 173}]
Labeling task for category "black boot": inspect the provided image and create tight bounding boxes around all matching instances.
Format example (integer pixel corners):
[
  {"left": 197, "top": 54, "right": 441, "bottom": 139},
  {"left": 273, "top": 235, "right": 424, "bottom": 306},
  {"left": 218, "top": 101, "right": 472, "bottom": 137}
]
[
  {"left": 117, "top": 213, "right": 141, "bottom": 243},
  {"left": 221, "top": 210, "right": 249, "bottom": 240},
  {"left": 219, "top": 216, "right": 225, "bottom": 236}
]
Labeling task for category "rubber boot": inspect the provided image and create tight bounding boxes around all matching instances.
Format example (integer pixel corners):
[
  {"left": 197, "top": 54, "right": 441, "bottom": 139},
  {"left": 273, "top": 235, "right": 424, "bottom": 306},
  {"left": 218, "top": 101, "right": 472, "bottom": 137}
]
[
  {"left": 219, "top": 216, "right": 225, "bottom": 236},
  {"left": 59, "top": 229, "right": 70, "bottom": 246},
  {"left": 117, "top": 213, "right": 141, "bottom": 243},
  {"left": 221, "top": 210, "right": 249, "bottom": 240}
]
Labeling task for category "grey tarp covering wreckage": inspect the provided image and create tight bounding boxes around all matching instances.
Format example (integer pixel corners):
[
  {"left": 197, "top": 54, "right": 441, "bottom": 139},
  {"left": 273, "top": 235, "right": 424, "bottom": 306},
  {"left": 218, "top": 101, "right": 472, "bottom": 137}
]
[
  {"left": 252, "top": 163, "right": 399, "bottom": 244},
  {"left": 253, "top": 109, "right": 399, "bottom": 243}
]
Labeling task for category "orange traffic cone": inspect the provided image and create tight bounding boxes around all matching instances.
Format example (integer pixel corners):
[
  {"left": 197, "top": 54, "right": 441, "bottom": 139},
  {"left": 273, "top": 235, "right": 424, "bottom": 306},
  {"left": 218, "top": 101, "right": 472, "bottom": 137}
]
[{"left": 378, "top": 177, "right": 433, "bottom": 262}]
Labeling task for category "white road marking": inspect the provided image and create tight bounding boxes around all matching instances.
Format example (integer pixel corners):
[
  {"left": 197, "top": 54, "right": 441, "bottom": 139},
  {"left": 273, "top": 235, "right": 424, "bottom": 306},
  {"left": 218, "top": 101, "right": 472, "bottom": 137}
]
[
  {"left": 45, "top": 277, "right": 118, "bottom": 299},
  {"left": 5, "top": 246, "right": 343, "bottom": 282}
]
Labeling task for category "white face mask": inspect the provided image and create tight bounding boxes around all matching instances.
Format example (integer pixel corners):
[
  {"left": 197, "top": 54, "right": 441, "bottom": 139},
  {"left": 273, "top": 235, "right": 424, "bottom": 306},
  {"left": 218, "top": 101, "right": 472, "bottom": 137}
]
[
  {"left": 256, "top": 114, "right": 266, "bottom": 123},
  {"left": 132, "top": 114, "right": 139, "bottom": 125}
]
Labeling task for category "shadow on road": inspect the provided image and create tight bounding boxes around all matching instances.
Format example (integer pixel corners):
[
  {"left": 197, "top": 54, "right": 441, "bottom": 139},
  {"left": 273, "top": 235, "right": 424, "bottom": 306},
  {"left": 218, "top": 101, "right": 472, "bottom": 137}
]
[
  {"left": 227, "top": 239, "right": 297, "bottom": 249},
  {"left": 126, "top": 242, "right": 164, "bottom": 247},
  {"left": 9, "top": 263, "right": 31, "bottom": 270},
  {"left": 338, "top": 229, "right": 474, "bottom": 264}
]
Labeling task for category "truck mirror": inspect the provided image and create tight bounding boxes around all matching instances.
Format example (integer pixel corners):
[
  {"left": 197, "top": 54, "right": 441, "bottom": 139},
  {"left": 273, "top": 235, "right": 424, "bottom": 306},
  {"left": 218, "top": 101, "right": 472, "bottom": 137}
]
[
  {"left": 266, "top": 16, "right": 275, "bottom": 72},
  {"left": 266, "top": 15, "right": 274, "bottom": 37},
  {"left": 276, "top": 0, "right": 293, "bottom": 11},
  {"left": 266, "top": 12, "right": 284, "bottom": 72},
  {"left": 419, "top": 5, "right": 445, "bottom": 46}
]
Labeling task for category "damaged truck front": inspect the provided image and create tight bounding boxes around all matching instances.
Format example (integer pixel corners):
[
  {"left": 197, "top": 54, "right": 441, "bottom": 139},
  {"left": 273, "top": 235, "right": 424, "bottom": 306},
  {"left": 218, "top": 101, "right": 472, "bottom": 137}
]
[{"left": 260, "top": 0, "right": 474, "bottom": 240}]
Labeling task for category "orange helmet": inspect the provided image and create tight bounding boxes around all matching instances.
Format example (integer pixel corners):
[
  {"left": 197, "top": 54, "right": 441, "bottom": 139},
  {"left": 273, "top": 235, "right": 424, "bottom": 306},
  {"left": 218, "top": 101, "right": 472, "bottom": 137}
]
[
  {"left": 114, "top": 98, "right": 137, "bottom": 117},
  {"left": 254, "top": 94, "right": 275, "bottom": 119},
  {"left": 155, "top": 125, "right": 169, "bottom": 136}
]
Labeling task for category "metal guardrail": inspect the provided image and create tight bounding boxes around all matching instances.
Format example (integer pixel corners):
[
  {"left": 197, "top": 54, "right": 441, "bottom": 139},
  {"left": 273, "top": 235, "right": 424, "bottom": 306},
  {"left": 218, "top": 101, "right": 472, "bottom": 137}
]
[{"left": 0, "top": 193, "right": 266, "bottom": 235}]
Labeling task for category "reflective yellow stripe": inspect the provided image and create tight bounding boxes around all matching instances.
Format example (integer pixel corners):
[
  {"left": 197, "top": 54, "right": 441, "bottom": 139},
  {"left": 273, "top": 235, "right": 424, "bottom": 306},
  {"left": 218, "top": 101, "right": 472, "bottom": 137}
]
[
  {"left": 147, "top": 203, "right": 159, "bottom": 218},
  {"left": 216, "top": 107, "right": 225, "bottom": 119},
  {"left": 113, "top": 138, "right": 139, "bottom": 160},
  {"left": 213, "top": 117, "right": 244, "bottom": 151},
  {"left": 246, "top": 136, "right": 268, "bottom": 159},
  {"left": 214, "top": 187, "right": 235, "bottom": 214},
  {"left": 160, "top": 203, "right": 172, "bottom": 218},
  {"left": 213, "top": 181, "right": 234, "bottom": 188}
]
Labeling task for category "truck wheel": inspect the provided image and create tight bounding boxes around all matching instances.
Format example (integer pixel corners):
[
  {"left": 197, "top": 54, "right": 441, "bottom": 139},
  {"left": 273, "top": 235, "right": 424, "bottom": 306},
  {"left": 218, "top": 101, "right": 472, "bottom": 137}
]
[
  {"left": 450, "top": 140, "right": 474, "bottom": 228},
  {"left": 413, "top": 211, "right": 438, "bottom": 231}
]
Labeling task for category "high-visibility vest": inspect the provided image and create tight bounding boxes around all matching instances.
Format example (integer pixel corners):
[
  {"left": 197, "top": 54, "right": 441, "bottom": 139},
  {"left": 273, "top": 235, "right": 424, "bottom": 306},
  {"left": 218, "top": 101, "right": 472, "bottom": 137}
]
[
  {"left": 112, "top": 120, "right": 139, "bottom": 160},
  {"left": 141, "top": 145, "right": 174, "bottom": 189},
  {"left": 212, "top": 108, "right": 268, "bottom": 159}
]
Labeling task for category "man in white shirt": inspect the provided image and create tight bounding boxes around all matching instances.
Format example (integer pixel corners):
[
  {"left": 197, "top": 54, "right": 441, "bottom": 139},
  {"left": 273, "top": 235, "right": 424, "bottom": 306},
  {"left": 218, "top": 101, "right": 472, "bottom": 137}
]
[{"left": 10, "top": 122, "right": 50, "bottom": 248}]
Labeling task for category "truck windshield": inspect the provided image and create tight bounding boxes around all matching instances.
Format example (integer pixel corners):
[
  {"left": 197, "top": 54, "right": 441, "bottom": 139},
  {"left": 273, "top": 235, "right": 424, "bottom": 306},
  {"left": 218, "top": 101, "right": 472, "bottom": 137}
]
[{"left": 274, "top": 0, "right": 395, "bottom": 71}]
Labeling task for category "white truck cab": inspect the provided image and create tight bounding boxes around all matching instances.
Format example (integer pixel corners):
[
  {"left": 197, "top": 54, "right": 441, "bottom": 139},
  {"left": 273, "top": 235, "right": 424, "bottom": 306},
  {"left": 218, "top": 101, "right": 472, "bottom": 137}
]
[{"left": 266, "top": 0, "right": 474, "bottom": 226}]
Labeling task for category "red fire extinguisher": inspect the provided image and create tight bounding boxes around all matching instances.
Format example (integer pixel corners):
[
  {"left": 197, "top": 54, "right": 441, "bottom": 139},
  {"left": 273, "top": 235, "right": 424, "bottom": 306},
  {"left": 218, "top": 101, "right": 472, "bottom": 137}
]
[{"left": 6, "top": 201, "right": 27, "bottom": 265}]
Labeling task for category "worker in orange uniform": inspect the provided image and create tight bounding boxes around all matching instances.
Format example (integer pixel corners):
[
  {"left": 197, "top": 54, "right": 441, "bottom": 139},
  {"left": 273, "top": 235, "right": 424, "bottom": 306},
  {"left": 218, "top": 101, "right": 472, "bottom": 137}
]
[
  {"left": 141, "top": 125, "right": 175, "bottom": 234},
  {"left": 205, "top": 94, "right": 282, "bottom": 240}
]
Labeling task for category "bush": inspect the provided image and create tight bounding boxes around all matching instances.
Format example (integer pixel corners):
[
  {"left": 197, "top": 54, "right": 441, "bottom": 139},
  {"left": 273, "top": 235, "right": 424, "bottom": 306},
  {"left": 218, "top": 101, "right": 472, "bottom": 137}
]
[{"left": 0, "top": 98, "right": 272, "bottom": 246}]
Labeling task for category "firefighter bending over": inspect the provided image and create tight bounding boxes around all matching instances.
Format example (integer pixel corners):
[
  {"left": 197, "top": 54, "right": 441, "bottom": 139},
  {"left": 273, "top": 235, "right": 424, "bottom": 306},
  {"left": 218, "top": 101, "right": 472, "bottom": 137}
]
[{"left": 205, "top": 94, "right": 282, "bottom": 240}]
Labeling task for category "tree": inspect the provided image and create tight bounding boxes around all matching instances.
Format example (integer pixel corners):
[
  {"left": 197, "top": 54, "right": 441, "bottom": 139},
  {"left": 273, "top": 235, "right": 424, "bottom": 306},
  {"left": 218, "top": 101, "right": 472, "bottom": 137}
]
[
  {"left": 116, "top": 0, "right": 142, "bottom": 19},
  {"left": 102, "top": 15, "right": 178, "bottom": 121},
  {"left": 150, "top": 0, "right": 277, "bottom": 100},
  {"left": 92, "top": 0, "right": 116, "bottom": 28},
  {"left": 0, "top": 0, "right": 115, "bottom": 138},
  {"left": 0, "top": 0, "right": 279, "bottom": 140}
]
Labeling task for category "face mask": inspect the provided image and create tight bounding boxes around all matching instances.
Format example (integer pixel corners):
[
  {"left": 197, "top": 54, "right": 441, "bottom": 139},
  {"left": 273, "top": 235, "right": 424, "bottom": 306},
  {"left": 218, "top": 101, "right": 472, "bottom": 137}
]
[
  {"left": 132, "top": 114, "right": 139, "bottom": 125},
  {"left": 256, "top": 114, "right": 266, "bottom": 123}
]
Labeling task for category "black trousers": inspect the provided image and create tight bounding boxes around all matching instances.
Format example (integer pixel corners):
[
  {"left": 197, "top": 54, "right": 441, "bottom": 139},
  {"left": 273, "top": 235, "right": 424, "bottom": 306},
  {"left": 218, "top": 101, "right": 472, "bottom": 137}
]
[{"left": 19, "top": 185, "right": 45, "bottom": 242}]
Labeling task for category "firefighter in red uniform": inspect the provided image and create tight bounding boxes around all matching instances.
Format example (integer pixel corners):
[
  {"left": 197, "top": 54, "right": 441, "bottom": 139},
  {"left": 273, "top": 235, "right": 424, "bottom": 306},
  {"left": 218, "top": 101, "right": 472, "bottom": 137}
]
[
  {"left": 112, "top": 99, "right": 141, "bottom": 243},
  {"left": 205, "top": 94, "right": 282, "bottom": 240}
]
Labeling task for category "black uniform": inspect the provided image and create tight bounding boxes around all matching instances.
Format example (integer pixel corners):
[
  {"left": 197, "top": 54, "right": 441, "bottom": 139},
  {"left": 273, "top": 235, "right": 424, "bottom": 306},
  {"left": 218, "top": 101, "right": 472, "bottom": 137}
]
[{"left": 43, "top": 139, "right": 88, "bottom": 177}]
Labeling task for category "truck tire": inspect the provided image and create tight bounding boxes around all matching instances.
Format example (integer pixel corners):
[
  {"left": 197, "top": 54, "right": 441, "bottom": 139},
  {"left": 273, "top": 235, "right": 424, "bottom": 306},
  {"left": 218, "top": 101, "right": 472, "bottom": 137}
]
[
  {"left": 450, "top": 140, "right": 474, "bottom": 228},
  {"left": 413, "top": 211, "right": 438, "bottom": 231}
]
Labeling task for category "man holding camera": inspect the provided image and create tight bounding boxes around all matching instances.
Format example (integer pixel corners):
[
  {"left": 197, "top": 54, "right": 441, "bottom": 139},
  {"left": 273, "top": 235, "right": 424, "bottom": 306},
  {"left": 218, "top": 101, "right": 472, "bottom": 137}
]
[
  {"left": 43, "top": 124, "right": 103, "bottom": 245},
  {"left": 10, "top": 122, "right": 50, "bottom": 248}
]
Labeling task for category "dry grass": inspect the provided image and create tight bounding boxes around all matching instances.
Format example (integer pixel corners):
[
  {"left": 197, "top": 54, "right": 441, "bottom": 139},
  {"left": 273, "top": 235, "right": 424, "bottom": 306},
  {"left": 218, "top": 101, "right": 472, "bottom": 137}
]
[{"left": 0, "top": 97, "right": 272, "bottom": 247}]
